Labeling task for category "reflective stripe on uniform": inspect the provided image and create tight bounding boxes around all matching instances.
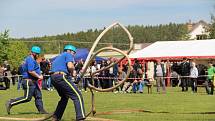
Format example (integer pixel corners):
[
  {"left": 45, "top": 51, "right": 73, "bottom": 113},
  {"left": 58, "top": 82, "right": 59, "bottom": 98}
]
[
  {"left": 62, "top": 75, "right": 85, "bottom": 118},
  {"left": 11, "top": 80, "right": 29, "bottom": 105}
]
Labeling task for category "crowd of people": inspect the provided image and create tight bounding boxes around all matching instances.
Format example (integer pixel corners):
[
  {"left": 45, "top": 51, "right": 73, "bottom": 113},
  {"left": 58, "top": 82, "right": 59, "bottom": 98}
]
[
  {"left": 170, "top": 58, "right": 215, "bottom": 95},
  {"left": 1, "top": 55, "right": 215, "bottom": 95},
  {"left": 71, "top": 58, "right": 215, "bottom": 95}
]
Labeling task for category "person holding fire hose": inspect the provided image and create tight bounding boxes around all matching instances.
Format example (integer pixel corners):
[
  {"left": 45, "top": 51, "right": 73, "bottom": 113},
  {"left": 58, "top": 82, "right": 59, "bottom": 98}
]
[{"left": 50, "top": 44, "right": 86, "bottom": 121}]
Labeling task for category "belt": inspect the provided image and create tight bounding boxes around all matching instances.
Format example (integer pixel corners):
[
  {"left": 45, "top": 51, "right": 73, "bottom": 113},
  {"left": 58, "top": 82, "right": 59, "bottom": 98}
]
[
  {"left": 23, "top": 79, "right": 35, "bottom": 82},
  {"left": 52, "top": 72, "right": 67, "bottom": 75}
]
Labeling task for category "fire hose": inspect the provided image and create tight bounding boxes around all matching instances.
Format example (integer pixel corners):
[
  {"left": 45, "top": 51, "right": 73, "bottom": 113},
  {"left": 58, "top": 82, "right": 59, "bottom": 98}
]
[{"left": 79, "top": 22, "right": 133, "bottom": 117}]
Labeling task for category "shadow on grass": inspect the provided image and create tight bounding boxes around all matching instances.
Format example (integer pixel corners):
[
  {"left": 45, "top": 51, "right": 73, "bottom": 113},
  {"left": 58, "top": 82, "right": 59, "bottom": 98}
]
[
  {"left": 96, "top": 109, "right": 215, "bottom": 115},
  {"left": 10, "top": 112, "right": 40, "bottom": 115}
]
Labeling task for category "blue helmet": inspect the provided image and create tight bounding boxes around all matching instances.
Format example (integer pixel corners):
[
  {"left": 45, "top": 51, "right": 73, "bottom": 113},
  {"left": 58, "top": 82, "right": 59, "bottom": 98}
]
[
  {"left": 31, "top": 46, "right": 41, "bottom": 54},
  {"left": 64, "top": 44, "right": 76, "bottom": 52}
]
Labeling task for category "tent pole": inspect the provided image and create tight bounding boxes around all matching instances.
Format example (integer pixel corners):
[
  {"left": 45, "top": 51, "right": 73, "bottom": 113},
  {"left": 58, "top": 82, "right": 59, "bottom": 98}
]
[{"left": 166, "top": 60, "right": 171, "bottom": 87}]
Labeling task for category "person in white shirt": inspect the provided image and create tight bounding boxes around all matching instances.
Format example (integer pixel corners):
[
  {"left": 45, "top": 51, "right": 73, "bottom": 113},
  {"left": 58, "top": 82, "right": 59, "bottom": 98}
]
[
  {"left": 190, "top": 62, "right": 198, "bottom": 93},
  {"left": 154, "top": 60, "right": 166, "bottom": 93}
]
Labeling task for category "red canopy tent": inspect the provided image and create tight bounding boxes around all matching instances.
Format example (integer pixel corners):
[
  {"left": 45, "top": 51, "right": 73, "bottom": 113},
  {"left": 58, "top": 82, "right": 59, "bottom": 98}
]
[{"left": 129, "top": 39, "right": 215, "bottom": 86}]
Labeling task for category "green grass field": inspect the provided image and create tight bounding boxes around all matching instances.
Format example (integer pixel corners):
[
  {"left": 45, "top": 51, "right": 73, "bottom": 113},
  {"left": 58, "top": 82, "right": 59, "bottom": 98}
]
[{"left": 1, "top": 85, "right": 215, "bottom": 121}]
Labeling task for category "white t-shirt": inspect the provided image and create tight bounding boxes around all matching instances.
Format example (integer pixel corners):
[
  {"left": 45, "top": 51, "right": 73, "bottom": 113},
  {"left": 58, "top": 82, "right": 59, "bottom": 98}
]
[{"left": 156, "top": 65, "right": 163, "bottom": 77}]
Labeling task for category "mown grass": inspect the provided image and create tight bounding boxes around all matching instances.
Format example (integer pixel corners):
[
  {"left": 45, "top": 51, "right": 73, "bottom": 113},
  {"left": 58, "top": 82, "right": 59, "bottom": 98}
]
[{"left": 0, "top": 85, "right": 215, "bottom": 121}]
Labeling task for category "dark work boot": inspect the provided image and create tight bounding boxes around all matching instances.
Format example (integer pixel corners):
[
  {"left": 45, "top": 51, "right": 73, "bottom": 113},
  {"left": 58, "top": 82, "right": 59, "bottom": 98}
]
[
  {"left": 77, "top": 117, "right": 86, "bottom": 121},
  {"left": 39, "top": 109, "right": 49, "bottom": 114},
  {"left": 51, "top": 115, "right": 59, "bottom": 121}
]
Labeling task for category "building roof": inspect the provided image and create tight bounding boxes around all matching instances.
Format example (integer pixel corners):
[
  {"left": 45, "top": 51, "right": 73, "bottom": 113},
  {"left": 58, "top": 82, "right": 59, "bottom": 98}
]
[{"left": 188, "top": 20, "right": 209, "bottom": 33}]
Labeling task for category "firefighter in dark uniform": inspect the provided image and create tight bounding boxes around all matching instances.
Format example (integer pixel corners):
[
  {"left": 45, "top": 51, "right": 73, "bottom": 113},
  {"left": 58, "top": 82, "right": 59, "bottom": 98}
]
[
  {"left": 50, "top": 45, "right": 86, "bottom": 121},
  {"left": 5, "top": 46, "right": 48, "bottom": 114}
]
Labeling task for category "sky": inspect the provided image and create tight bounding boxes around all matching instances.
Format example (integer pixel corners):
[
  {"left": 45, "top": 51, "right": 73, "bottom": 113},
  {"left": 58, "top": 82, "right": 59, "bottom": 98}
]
[{"left": 0, "top": 0, "right": 214, "bottom": 38}]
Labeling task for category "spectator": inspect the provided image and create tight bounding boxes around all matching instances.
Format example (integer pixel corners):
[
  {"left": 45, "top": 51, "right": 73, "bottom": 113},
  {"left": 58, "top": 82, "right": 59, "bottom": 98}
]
[
  {"left": 122, "top": 67, "right": 135, "bottom": 93},
  {"left": 132, "top": 67, "right": 144, "bottom": 93},
  {"left": 103, "top": 60, "right": 112, "bottom": 88},
  {"left": 98, "top": 60, "right": 107, "bottom": 89},
  {"left": 3, "top": 60, "right": 11, "bottom": 89},
  {"left": 107, "top": 59, "right": 114, "bottom": 88},
  {"left": 40, "top": 58, "right": 50, "bottom": 90},
  {"left": 91, "top": 61, "right": 100, "bottom": 88},
  {"left": 17, "top": 62, "right": 24, "bottom": 90},
  {"left": 40, "top": 58, "right": 49, "bottom": 74},
  {"left": 180, "top": 58, "right": 191, "bottom": 92},
  {"left": 113, "top": 58, "right": 119, "bottom": 87},
  {"left": 154, "top": 60, "right": 166, "bottom": 93},
  {"left": 82, "top": 66, "right": 91, "bottom": 92},
  {"left": 171, "top": 62, "right": 181, "bottom": 75},
  {"left": 190, "top": 62, "right": 198, "bottom": 93},
  {"left": 170, "top": 70, "right": 180, "bottom": 87},
  {"left": 46, "top": 61, "right": 53, "bottom": 91},
  {"left": 133, "top": 59, "right": 142, "bottom": 72},
  {"left": 75, "top": 59, "right": 84, "bottom": 73},
  {"left": 122, "top": 63, "right": 128, "bottom": 74},
  {"left": 197, "top": 64, "right": 207, "bottom": 86},
  {"left": 11, "top": 68, "right": 17, "bottom": 86},
  {"left": 114, "top": 68, "right": 126, "bottom": 93},
  {"left": 0, "top": 64, "right": 6, "bottom": 90},
  {"left": 205, "top": 61, "right": 215, "bottom": 95}
]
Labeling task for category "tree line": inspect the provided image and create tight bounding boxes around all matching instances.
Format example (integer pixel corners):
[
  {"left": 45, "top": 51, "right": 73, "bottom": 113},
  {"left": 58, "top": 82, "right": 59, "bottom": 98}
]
[
  {"left": 1, "top": 20, "right": 215, "bottom": 69},
  {"left": 15, "top": 23, "right": 189, "bottom": 53}
]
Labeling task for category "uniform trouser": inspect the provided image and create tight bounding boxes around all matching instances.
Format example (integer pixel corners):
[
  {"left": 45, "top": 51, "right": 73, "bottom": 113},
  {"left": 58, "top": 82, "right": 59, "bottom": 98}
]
[
  {"left": 190, "top": 78, "right": 197, "bottom": 92},
  {"left": 10, "top": 79, "right": 44, "bottom": 112},
  {"left": 181, "top": 77, "right": 189, "bottom": 91},
  {"left": 51, "top": 74, "right": 86, "bottom": 120},
  {"left": 205, "top": 80, "right": 214, "bottom": 95}
]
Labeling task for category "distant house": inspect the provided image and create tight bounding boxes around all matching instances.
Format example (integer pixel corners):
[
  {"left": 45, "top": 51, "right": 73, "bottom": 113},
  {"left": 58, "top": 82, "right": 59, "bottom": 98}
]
[
  {"left": 187, "top": 20, "right": 209, "bottom": 40},
  {"left": 131, "top": 43, "right": 152, "bottom": 53}
]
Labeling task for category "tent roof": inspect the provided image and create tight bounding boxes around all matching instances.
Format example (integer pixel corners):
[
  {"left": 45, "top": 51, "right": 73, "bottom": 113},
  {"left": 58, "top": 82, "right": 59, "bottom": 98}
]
[
  {"left": 129, "top": 39, "right": 215, "bottom": 60},
  {"left": 74, "top": 48, "right": 105, "bottom": 62}
]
